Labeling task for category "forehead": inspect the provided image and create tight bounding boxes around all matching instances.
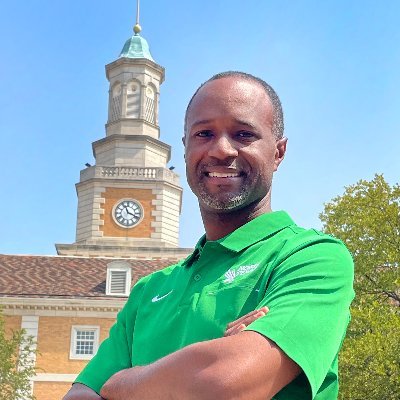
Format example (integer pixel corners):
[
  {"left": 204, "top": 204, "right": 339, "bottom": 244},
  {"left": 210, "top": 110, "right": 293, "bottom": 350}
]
[{"left": 187, "top": 77, "right": 273, "bottom": 127}]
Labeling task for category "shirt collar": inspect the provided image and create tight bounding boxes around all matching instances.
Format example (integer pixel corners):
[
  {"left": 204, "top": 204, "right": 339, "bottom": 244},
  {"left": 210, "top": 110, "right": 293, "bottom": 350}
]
[
  {"left": 182, "top": 211, "right": 295, "bottom": 267},
  {"left": 217, "top": 211, "right": 295, "bottom": 252},
  {"left": 181, "top": 235, "right": 207, "bottom": 268}
]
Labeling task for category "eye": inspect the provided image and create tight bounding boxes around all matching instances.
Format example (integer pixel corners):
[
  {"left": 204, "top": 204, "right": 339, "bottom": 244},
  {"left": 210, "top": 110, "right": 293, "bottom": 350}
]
[
  {"left": 236, "top": 131, "right": 257, "bottom": 140},
  {"left": 195, "top": 130, "right": 213, "bottom": 138}
]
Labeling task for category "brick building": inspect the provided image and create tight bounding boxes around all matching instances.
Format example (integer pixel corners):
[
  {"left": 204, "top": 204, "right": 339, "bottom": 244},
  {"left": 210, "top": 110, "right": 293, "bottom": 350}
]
[{"left": 0, "top": 14, "right": 191, "bottom": 400}]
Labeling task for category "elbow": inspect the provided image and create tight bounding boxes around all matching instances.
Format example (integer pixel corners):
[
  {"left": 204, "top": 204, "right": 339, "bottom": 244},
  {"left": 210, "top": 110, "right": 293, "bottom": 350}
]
[
  {"left": 62, "top": 389, "right": 79, "bottom": 400},
  {"left": 62, "top": 392, "right": 79, "bottom": 400}
]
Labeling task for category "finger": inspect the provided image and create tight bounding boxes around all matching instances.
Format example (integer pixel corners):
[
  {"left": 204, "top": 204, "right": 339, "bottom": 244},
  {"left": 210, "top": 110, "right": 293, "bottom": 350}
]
[
  {"left": 225, "top": 309, "right": 261, "bottom": 329},
  {"left": 224, "top": 325, "right": 236, "bottom": 337},
  {"left": 238, "top": 310, "right": 267, "bottom": 329},
  {"left": 224, "top": 323, "right": 246, "bottom": 337},
  {"left": 226, "top": 307, "right": 268, "bottom": 329},
  {"left": 224, "top": 308, "right": 269, "bottom": 336},
  {"left": 235, "top": 323, "right": 247, "bottom": 333},
  {"left": 226, "top": 307, "right": 268, "bottom": 331}
]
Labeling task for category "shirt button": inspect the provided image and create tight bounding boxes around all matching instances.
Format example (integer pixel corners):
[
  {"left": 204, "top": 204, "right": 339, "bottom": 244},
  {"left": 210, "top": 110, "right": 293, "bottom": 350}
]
[{"left": 194, "top": 274, "right": 201, "bottom": 282}]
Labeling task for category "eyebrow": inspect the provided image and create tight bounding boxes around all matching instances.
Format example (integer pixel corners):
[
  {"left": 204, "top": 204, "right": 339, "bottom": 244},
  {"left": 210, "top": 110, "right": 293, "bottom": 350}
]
[{"left": 190, "top": 118, "right": 258, "bottom": 130}]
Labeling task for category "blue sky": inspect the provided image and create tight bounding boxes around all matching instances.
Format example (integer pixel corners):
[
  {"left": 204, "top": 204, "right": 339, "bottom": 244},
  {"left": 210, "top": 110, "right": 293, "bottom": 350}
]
[{"left": 0, "top": 0, "right": 399, "bottom": 255}]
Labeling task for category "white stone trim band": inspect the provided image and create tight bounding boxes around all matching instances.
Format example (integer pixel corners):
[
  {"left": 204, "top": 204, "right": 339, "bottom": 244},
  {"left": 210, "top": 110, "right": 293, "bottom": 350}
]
[{"left": 33, "top": 373, "right": 78, "bottom": 382}]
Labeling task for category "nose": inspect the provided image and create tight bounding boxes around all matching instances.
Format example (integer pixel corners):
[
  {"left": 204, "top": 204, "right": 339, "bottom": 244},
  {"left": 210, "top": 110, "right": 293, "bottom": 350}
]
[{"left": 208, "top": 135, "right": 238, "bottom": 161}]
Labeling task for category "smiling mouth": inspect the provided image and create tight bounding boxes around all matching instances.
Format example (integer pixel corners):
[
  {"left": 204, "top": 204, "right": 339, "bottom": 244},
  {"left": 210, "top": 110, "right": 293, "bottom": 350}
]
[{"left": 206, "top": 172, "right": 243, "bottom": 178}]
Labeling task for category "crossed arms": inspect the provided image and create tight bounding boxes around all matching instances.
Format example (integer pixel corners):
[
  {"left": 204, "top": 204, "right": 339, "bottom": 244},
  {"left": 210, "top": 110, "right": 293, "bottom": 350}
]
[{"left": 63, "top": 308, "right": 300, "bottom": 400}]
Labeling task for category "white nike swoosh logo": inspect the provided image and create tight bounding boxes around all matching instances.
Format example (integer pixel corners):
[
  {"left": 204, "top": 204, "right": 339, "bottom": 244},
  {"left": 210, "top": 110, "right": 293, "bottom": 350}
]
[{"left": 151, "top": 290, "right": 173, "bottom": 303}]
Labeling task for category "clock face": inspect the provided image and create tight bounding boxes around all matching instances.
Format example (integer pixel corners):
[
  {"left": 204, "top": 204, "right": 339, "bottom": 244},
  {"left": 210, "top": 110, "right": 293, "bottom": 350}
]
[{"left": 113, "top": 199, "right": 143, "bottom": 228}]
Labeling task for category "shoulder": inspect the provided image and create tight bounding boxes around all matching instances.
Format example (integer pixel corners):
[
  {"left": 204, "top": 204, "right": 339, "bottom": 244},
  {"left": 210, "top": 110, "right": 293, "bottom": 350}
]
[
  {"left": 119, "top": 260, "right": 183, "bottom": 316},
  {"left": 279, "top": 225, "right": 352, "bottom": 264},
  {"left": 270, "top": 226, "right": 354, "bottom": 294},
  {"left": 130, "top": 259, "right": 185, "bottom": 294}
]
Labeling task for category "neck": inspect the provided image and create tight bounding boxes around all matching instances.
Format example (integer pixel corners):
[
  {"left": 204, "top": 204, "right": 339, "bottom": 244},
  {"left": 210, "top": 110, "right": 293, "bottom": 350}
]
[{"left": 200, "top": 195, "right": 272, "bottom": 241}]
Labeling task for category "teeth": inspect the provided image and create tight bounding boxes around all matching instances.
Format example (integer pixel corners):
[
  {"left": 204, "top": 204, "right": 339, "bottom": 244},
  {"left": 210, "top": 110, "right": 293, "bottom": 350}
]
[{"left": 208, "top": 172, "right": 240, "bottom": 178}]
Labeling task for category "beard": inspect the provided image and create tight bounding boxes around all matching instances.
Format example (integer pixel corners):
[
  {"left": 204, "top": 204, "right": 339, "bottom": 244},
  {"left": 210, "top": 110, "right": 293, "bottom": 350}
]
[{"left": 196, "top": 180, "right": 251, "bottom": 211}]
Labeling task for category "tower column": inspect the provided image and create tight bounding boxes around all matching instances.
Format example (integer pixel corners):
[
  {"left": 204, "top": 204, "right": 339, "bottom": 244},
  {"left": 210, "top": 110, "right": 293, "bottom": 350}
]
[
  {"left": 121, "top": 82, "right": 128, "bottom": 118},
  {"left": 107, "top": 88, "right": 112, "bottom": 121},
  {"left": 139, "top": 83, "right": 146, "bottom": 120},
  {"left": 155, "top": 91, "right": 160, "bottom": 126}
]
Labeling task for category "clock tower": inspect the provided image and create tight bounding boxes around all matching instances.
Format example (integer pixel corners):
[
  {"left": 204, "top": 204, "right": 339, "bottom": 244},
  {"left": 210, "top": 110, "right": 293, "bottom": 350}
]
[{"left": 56, "top": 18, "right": 188, "bottom": 258}]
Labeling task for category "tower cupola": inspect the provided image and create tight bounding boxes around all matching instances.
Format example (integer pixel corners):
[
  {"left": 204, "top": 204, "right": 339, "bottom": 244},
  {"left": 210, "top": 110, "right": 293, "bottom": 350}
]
[{"left": 119, "top": 29, "right": 155, "bottom": 61}]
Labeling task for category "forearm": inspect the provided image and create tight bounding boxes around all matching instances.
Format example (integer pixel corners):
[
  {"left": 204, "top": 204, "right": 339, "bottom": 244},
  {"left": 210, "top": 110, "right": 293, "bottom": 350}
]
[
  {"left": 100, "top": 332, "right": 299, "bottom": 400},
  {"left": 100, "top": 308, "right": 271, "bottom": 400},
  {"left": 100, "top": 347, "right": 207, "bottom": 400}
]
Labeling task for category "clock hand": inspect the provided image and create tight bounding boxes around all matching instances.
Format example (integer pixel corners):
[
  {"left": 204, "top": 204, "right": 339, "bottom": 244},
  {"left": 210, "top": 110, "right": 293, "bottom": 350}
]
[{"left": 126, "top": 207, "right": 134, "bottom": 216}]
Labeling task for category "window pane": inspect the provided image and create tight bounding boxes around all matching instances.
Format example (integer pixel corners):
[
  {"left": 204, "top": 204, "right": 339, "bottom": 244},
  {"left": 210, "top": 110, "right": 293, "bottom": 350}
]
[{"left": 75, "top": 330, "right": 96, "bottom": 355}]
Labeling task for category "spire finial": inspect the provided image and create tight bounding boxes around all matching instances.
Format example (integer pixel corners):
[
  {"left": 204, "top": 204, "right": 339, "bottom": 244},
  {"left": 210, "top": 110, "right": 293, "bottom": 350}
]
[{"left": 133, "top": 0, "right": 141, "bottom": 35}]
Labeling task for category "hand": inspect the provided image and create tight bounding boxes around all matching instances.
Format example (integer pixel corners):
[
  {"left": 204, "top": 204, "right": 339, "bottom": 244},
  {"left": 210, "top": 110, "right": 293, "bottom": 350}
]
[{"left": 224, "top": 306, "right": 269, "bottom": 337}]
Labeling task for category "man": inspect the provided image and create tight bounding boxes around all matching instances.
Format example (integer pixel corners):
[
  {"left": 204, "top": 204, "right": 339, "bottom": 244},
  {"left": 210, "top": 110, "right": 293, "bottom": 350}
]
[{"left": 63, "top": 72, "right": 354, "bottom": 400}]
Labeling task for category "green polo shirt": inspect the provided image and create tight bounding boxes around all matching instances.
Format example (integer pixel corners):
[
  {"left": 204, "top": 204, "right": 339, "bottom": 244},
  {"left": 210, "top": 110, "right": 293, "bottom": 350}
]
[{"left": 76, "top": 211, "right": 354, "bottom": 399}]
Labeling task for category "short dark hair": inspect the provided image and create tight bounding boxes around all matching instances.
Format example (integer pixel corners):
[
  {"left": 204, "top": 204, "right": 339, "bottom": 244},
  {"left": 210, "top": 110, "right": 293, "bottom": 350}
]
[{"left": 184, "top": 71, "right": 284, "bottom": 139}]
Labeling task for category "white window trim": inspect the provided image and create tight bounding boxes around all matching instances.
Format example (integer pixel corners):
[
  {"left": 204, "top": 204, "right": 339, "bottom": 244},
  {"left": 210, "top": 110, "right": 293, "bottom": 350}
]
[
  {"left": 70, "top": 325, "right": 100, "bottom": 360},
  {"left": 106, "top": 261, "right": 132, "bottom": 296}
]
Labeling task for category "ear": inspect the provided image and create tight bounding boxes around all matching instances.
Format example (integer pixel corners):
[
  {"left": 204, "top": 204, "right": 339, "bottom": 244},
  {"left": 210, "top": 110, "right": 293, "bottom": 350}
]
[
  {"left": 182, "top": 135, "right": 186, "bottom": 161},
  {"left": 274, "top": 137, "right": 287, "bottom": 171}
]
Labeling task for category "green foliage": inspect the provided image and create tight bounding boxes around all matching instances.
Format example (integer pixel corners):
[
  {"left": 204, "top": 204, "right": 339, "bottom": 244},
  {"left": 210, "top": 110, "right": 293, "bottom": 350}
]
[
  {"left": 320, "top": 174, "right": 400, "bottom": 304},
  {"left": 0, "top": 310, "right": 37, "bottom": 400},
  {"left": 320, "top": 174, "right": 400, "bottom": 399},
  {"left": 339, "top": 302, "right": 400, "bottom": 399}
]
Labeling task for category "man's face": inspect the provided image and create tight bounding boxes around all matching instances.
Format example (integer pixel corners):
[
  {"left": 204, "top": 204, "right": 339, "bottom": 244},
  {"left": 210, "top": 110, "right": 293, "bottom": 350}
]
[{"left": 184, "top": 77, "right": 286, "bottom": 213}]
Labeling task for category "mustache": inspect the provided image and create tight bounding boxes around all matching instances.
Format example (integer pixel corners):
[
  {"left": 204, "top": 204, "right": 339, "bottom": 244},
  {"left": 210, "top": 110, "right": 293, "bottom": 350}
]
[{"left": 198, "top": 160, "right": 243, "bottom": 172}]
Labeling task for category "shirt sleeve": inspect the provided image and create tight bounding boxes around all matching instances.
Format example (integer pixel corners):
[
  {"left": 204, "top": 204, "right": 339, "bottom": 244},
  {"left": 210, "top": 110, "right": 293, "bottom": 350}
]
[
  {"left": 74, "top": 275, "right": 149, "bottom": 394},
  {"left": 245, "top": 233, "right": 354, "bottom": 399}
]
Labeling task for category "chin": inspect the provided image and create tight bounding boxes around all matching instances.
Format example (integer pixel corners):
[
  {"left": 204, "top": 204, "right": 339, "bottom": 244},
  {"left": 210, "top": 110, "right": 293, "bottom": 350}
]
[{"left": 199, "top": 192, "right": 251, "bottom": 212}]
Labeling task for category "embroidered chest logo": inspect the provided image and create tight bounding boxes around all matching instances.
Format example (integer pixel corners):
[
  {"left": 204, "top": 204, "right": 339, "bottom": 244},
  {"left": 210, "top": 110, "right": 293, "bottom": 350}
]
[
  {"left": 151, "top": 290, "right": 173, "bottom": 303},
  {"left": 223, "top": 264, "right": 260, "bottom": 284}
]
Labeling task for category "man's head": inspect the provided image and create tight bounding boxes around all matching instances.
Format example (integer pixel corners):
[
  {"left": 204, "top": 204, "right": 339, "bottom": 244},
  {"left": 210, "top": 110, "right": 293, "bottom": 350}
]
[
  {"left": 183, "top": 72, "right": 287, "bottom": 215},
  {"left": 184, "top": 71, "right": 284, "bottom": 140}
]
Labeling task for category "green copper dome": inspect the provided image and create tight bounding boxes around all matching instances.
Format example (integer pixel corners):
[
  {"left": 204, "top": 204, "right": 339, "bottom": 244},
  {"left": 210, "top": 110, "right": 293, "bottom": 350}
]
[{"left": 119, "top": 33, "right": 155, "bottom": 61}]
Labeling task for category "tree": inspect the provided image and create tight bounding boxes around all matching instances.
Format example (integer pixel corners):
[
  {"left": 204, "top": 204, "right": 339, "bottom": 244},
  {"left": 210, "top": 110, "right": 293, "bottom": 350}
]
[
  {"left": 338, "top": 301, "right": 400, "bottom": 400},
  {"left": 320, "top": 174, "right": 400, "bottom": 399},
  {"left": 320, "top": 174, "right": 400, "bottom": 304},
  {"left": 0, "top": 310, "right": 37, "bottom": 400}
]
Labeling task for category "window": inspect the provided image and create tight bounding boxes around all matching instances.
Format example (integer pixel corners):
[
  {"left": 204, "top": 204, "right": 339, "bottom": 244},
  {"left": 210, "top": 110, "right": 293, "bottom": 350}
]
[
  {"left": 106, "top": 261, "right": 132, "bottom": 296},
  {"left": 70, "top": 326, "right": 99, "bottom": 360}
]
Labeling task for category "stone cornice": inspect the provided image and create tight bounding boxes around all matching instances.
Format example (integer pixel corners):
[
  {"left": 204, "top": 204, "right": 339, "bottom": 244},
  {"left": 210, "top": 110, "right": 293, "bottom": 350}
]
[
  {"left": 105, "top": 57, "right": 165, "bottom": 82},
  {"left": 93, "top": 134, "right": 170, "bottom": 152},
  {"left": 55, "top": 242, "right": 192, "bottom": 258},
  {"left": 0, "top": 296, "right": 126, "bottom": 318},
  {"left": 79, "top": 165, "right": 180, "bottom": 186}
]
